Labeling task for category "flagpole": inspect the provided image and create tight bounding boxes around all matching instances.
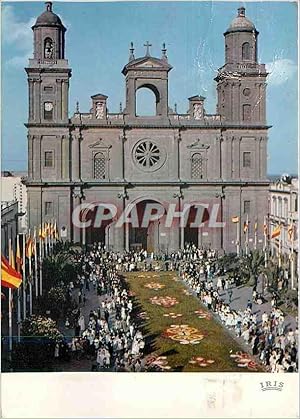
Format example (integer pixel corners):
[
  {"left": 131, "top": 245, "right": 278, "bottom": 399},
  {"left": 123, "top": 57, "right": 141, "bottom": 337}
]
[
  {"left": 22, "top": 233, "right": 26, "bottom": 319},
  {"left": 278, "top": 233, "right": 282, "bottom": 269},
  {"left": 28, "top": 229, "right": 33, "bottom": 316},
  {"left": 17, "top": 234, "right": 21, "bottom": 343},
  {"left": 44, "top": 223, "right": 48, "bottom": 257},
  {"left": 290, "top": 218, "right": 295, "bottom": 290},
  {"left": 8, "top": 288, "right": 13, "bottom": 355},
  {"left": 34, "top": 227, "right": 39, "bottom": 297},
  {"left": 245, "top": 214, "right": 249, "bottom": 256},
  {"left": 8, "top": 239, "right": 13, "bottom": 357},
  {"left": 236, "top": 220, "right": 240, "bottom": 256},
  {"left": 264, "top": 216, "right": 268, "bottom": 268},
  {"left": 50, "top": 219, "right": 54, "bottom": 255},
  {"left": 39, "top": 226, "right": 43, "bottom": 296},
  {"left": 254, "top": 218, "right": 257, "bottom": 250}
]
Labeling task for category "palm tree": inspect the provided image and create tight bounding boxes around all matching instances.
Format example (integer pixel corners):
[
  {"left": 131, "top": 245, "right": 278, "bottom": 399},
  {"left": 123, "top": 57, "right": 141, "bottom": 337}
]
[{"left": 240, "top": 250, "right": 265, "bottom": 287}]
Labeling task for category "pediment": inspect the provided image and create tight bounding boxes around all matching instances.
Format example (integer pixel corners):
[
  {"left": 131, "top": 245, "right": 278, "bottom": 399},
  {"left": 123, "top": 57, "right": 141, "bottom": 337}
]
[
  {"left": 122, "top": 56, "right": 172, "bottom": 74},
  {"left": 187, "top": 139, "right": 210, "bottom": 149},
  {"left": 88, "top": 139, "right": 111, "bottom": 149},
  {"left": 135, "top": 59, "right": 164, "bottom": 68}
]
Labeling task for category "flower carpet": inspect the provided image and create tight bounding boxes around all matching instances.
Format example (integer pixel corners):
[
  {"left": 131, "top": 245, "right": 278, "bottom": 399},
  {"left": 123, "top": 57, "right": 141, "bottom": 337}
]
[
  {"left": 162, "top": 325, "right": 205, "bottom": 345},
  {"left": 150, "top": 296, "right": 179, "bottom": 308},
  {"left": 144, "top": 282, "right": 166, "bottom": 290},
  {"left": 124, "top": 271, "right": 259, "bottom": 372}
]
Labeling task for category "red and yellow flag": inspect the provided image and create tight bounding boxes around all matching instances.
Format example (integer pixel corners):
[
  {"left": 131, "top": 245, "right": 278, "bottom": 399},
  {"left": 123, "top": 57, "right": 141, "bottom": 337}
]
[
  {"left": 54, "top": 221, "right": 59, "bottom": 240},
  {"left": 9, "top": 241, "right": 15, "bottom": 270},
  {"left": 288, "top": 223, "right": 294, "bottom": 241},
  {"left": 16, "top": 235, "right": 23, "bottom": 273},
  {"left": 263, "top": 221, "right": 268, "bottom": 236},
  {"left": 243, "top": 221, "right": 249, "bottom": 234},
  {"left": 232, "top": 216, "right": 239, "bottom": 223},
  {"left": 1, "top": 255, "right": 22, "bottom": 289},
  {"left": 39, "top": 225, "right": 46, "bottom": 240},
  {"left": 25, "top": 235, "right": 34, "bottom": 258},
  {"left": 271, "top": 225, "right": 281, "bottom": 239}
]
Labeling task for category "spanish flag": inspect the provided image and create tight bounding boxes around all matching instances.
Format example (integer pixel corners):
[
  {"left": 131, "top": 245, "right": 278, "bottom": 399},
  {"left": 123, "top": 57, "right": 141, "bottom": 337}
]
[
  {"left": 9, "top": 241, "right": 15, "bottom": 270},
  {"left": 271, "top": 225, "right": 281, "bottom": 239},
  {"left": 288, "top": 223, "right": 294, "bottom": 241},
  {"left": 1, "top": 255, "right": 22, "bottom": 289},
  {"left": 25, "top": 235, "right": 34, "bottom": 258},
  {"left": 54, "top": 221, "right": 59, "bottom": 240},
  {"left": 243, "top": 221, "right": 249, "bottom": 233},
  {"left": 39, "top": 224, "right": 46, "bottom": 240},
  {"left": 232, "top": 216, "right": 239, "bottom": 223},
  {"left": 45, "top": 222, "right": 50, "bottom": 237},
  {"left": 16, "top": 235, "right": 23, "bottom": 273}
]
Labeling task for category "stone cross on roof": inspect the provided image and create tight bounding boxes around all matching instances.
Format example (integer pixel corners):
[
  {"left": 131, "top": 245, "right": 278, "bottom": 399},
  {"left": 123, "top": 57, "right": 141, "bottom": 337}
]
[{"left": 144, "top": 41, "right": 152, "bottom": 57}]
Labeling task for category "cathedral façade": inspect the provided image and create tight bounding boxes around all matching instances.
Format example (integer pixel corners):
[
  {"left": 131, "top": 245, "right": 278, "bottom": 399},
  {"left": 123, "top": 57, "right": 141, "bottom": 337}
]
[{"left": 25, "top": 2, "right": 270, "bottom": 253}]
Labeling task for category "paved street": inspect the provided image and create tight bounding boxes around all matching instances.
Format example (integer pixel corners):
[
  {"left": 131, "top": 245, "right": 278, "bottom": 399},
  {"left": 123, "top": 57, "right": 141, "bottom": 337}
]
[{"left": 54, "top": 268, "right": 297, "bottom": 371}]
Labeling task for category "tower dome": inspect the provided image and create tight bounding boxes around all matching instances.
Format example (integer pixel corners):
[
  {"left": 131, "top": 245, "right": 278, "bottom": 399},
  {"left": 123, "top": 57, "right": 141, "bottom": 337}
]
[
  {"left": 33, "top": 2, "right": 65, "bottom": 29},
  {"left": 225, "top": 7, "right": 257, "bottom": 34}
]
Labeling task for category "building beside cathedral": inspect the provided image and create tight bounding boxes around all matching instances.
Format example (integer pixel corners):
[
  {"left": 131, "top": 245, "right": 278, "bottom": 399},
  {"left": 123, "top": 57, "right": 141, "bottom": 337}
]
[{"left": 25, "top": 2, "right": 269, "bottom": 253}]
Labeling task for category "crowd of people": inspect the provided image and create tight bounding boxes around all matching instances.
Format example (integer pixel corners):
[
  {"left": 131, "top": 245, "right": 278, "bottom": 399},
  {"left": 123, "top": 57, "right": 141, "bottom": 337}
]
[
  {"left": 63, "top": 245, "right": 146, "bottom": 371},
  {"left": 55, "top": 242, "right": 297, "bottom": 373},
  {"left": 178, "top": 245, "right": 298, "bottom": 373}
]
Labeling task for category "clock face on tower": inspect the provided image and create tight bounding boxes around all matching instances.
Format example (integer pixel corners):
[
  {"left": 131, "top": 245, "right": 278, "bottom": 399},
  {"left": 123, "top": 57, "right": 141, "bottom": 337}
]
[{"left": 44, "top": 102, "right": 53, "bottom": 111}]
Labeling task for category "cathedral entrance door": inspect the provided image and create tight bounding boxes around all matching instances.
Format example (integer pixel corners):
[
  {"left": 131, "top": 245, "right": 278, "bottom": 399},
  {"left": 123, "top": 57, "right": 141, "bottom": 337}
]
[
  {"left": 129, "top": 199, "right": 165, "bottom": 253},
  {"left": 130, "top": 227, "right": 147, "bottom": 251},
  {"left": 184, "top": 227, "right": 198, "bottom": 247}
]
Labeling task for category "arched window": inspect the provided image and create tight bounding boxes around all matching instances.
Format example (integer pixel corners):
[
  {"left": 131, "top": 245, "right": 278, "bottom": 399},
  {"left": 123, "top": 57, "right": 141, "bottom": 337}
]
[
  {"left": 136, "top": 86, "right": 158, "bottom": 116},
  {"left": 283, "top": 198, "right": 287, "bottom": 218},
  {"left": 191, "top": 153, "right": 204, "bottom": 179},
  {"left": 242, "top": 42, "right": 250, "bottom": 60},
  {"left": 44, "top": 37, "right": 54, "bottom": 59},
  {"left": 278, "top": 197, "right": 282, "bottom": 218},
  {"left": 93, "top": 152, "right": 106, "bottom": 179}
]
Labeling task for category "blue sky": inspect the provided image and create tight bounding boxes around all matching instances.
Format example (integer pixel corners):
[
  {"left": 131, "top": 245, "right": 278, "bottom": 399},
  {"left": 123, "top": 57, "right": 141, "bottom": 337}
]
[{"left": 1, "top": 1, "right": 298, "bottom": 174}]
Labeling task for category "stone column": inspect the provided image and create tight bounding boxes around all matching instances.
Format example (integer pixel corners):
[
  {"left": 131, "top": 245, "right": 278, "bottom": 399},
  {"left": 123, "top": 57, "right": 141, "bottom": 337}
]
[
  {"left": 215, "top": 135, "right": 221, "bottom": 179},
  {"left": 28, "top": 135, "right": 33, "bottom": 179},
  {"left": 259, "top": 83, "right": 267, "bottom": 124},
  {"left": 28, "top": 78, "right": 34, "bottom": 121},
  {"left": 61, "top": 135, "right": 69, "bottom": 180},
  {"left": 255, "top": 137, "right": 260, "bottom": 179},
  {"left": 221, "top": 136, "right": 228, "bottom": 180},
  {"left": 175, "top": 131, "right": 181, "bottom": 180},
  {"left": 33, "top": 80, "right": 41, "bottom": 122},
  {"left": 34, "top": 135, "right": 42, "bottom": 181},
  {"left": 232, "top": 137, "right": 239, "bottom": 179},
  {"left": 72, "top": 188, "right": 82, "bottom": 243},
  {"left": 232, "top": 82, "right": 240, "bottom": 122},
  {"left": 62, "top": 80, "right": 69, "bottom": 121},
  {"left": 71, "top": 132, "right": 80, "bottom": 181},
  {"left": 126, "top": 77, "right": 135, "bottom": 116},
  {"left": 260, "top": 136, "right": 267, "bottom": 179},
  {"left": 56, "top": 78, "right": 62, "bottom": 120}
]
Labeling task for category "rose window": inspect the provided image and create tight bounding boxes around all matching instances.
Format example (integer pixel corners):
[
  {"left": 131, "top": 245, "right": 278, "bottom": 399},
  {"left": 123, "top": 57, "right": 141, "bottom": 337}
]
[{"left": 133, "top": 139, "right": 166, "bottom": 172}]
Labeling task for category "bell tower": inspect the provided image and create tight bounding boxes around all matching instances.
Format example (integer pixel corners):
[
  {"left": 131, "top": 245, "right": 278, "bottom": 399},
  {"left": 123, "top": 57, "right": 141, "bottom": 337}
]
[
  {"left": 122, "top": 42, "right": 172, "bottom": 117},
  {"left": 25, "top": 1, "right": 71, "bottom": 124},
  {"left": 215, "top": 7, "right": 267, "bottom": 125}
]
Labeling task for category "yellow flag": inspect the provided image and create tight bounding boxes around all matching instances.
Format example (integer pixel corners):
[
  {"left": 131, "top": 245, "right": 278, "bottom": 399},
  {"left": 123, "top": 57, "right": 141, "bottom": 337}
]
[{"left": 9, "top": 241, "right": 15, "bottom": 270}]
